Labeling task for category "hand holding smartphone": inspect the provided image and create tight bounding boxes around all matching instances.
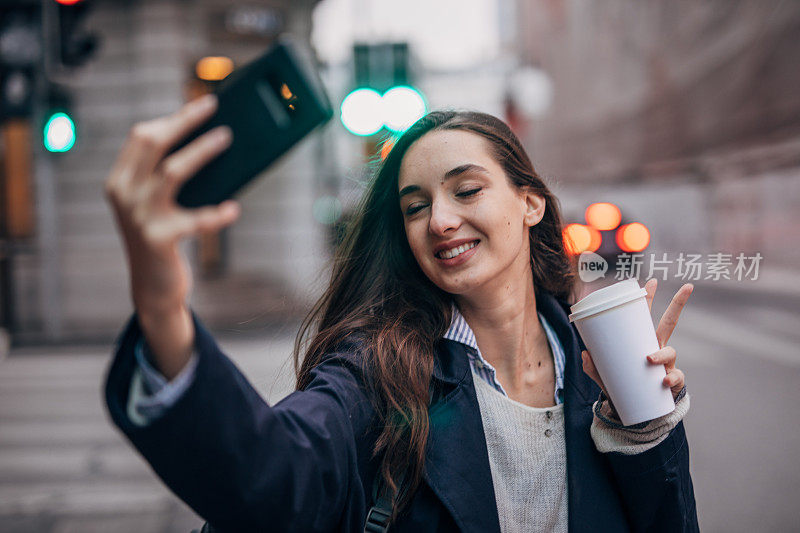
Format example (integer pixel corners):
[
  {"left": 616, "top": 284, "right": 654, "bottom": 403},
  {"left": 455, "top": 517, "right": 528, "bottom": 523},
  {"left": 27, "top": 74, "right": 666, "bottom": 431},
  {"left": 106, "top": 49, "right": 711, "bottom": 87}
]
[
  {"left": 103, "top": 37, "right": 332, "bottom": 377},
  {"left": 174, "top": 37, "right": 333, "bottom": 208}
]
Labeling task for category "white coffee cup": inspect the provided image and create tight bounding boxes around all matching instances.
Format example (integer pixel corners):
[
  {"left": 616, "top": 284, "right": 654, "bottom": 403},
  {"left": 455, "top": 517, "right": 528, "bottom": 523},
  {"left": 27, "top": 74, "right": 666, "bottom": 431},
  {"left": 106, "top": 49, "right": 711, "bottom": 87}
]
[{"left": 569, "top": 278, "right": 675, "bottom": 426}]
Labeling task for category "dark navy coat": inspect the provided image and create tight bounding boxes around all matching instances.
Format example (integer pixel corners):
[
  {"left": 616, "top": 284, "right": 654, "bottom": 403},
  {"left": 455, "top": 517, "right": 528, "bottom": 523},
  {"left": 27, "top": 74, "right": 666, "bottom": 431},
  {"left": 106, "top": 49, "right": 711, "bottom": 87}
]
[{"left": 105, "top": 289, "right": 699, "bottom": 532}]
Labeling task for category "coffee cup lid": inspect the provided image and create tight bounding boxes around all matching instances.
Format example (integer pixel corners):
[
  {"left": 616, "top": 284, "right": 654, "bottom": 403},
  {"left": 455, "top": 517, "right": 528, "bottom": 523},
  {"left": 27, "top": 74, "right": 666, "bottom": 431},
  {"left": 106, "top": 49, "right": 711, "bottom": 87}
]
[{"left": 568, "top": 278, "right": 648, "bottom": 322}]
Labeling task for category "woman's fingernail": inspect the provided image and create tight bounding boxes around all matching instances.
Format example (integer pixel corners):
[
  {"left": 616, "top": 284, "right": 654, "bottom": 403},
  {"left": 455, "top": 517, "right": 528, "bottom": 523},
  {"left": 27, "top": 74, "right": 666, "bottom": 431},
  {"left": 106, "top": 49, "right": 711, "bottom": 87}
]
[
  {"left": 212, "top": 126, "right": 231, "bottom": 143},
  {"left": 197, "top": 94, "right": 217, "bottom": 111}
]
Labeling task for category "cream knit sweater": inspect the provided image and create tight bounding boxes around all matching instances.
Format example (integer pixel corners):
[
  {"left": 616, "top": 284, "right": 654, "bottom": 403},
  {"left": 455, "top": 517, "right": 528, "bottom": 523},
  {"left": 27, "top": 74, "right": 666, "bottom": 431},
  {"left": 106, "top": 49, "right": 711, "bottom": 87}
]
[{"left": 472, "top": 369, "right": 690, "bottom": 533}]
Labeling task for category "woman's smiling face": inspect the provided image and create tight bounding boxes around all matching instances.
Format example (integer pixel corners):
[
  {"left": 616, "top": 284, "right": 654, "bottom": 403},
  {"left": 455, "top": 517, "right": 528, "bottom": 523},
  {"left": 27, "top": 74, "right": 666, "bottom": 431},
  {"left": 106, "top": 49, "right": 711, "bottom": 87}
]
[{"left": 398, "top": 129, "right": 545, "bottom": 296}]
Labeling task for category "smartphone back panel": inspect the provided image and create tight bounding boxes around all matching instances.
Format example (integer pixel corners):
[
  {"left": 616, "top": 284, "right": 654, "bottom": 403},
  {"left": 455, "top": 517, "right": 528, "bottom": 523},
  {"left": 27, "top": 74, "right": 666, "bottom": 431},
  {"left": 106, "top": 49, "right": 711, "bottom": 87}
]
[{"left": 175, "top": 39, "right": 333, "bottom": 208}]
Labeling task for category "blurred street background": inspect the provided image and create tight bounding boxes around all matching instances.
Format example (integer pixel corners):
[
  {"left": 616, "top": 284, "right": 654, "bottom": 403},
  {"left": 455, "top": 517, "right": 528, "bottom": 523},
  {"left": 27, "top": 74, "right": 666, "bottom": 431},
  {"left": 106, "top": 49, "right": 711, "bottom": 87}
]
[{"left": 1, "top": 0, "right": 799, "bottom": 531}]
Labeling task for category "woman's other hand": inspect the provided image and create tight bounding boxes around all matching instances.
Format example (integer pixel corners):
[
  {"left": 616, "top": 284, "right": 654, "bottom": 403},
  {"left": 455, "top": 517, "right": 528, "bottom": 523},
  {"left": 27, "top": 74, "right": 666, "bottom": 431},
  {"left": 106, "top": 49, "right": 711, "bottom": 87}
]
[
  {"left": 581, "top": 279, "right": 694, "bottom": 402},
  {"left": 103, "top": 95, "right": 239, "bottom": 378}
]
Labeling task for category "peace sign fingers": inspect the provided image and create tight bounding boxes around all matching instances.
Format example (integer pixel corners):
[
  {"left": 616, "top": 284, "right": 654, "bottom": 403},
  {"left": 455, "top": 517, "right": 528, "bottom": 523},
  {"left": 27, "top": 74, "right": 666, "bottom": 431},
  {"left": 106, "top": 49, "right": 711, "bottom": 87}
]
[
  {"left": 644, "top": 278, "right": 658, "bottom": 312},
  {"left": 655, "top": 283, "right": 694, "bottom": 348}
]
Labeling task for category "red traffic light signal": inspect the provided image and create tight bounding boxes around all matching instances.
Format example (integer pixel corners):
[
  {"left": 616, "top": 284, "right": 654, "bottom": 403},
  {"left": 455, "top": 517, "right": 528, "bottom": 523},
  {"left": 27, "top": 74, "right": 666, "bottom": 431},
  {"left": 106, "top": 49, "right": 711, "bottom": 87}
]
[{"left": 53, "top": 0, "right": 98, "bottom": 68}]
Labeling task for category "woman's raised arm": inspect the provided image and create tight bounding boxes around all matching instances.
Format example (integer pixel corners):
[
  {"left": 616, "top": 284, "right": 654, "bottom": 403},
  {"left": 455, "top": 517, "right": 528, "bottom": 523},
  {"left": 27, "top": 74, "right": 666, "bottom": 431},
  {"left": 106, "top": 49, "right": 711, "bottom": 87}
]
[
  {"left": 105, "top": 312, "right": 376, "bottom": 531},
  {"left": 103, "top": 95, "right": 240, "bottom": 379}
]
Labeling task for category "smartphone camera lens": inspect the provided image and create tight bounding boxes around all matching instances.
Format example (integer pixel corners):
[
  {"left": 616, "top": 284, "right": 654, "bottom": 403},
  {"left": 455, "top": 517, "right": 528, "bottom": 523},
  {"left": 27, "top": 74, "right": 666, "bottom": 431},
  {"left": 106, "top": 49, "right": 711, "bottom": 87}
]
[
  {"left": 279, "top": 83, "right": 299, "bottom": 112},
  {"left": 267, "top": 71, "right": 299, "bottom": 117}
]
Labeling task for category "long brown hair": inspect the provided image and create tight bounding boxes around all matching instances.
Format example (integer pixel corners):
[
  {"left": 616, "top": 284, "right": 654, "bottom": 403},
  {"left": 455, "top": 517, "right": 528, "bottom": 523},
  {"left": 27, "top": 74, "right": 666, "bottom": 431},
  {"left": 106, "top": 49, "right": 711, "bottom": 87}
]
[{"left": 294, "top": 110, "right": 576, "bottom": 519}]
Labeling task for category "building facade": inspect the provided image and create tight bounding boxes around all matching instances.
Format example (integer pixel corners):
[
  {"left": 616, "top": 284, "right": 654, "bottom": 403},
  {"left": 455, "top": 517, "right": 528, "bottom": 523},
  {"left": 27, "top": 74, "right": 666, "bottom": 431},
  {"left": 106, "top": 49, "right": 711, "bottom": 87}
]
[
  {"left": 11, "top": 0, "right": 328, "bottom": 343},
  {"left": 515, "top": 0, "right": 800, "bottom": 269}
]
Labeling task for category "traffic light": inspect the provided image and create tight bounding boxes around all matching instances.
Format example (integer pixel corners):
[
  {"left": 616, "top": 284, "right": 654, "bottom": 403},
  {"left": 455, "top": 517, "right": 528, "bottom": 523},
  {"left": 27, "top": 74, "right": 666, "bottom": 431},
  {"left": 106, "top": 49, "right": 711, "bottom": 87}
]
[
  {"left": 41, "top": 83, "right": 75, "bottom": 152},
  {"left": 0, "top": 67, "right": 35, "bottom": 121},
  {"left": 381, "top": 86, "right": 425, "bottom": 132},
  {"left": 340, "top": 43, "right": 426, "bottom": 137},
  {"left": 340, "top": 88, "right": 382, "bottom": 136},
  {"left": 54, "top": 0, "right": 98, "bottom": 68},
  {"left": 0, "top": 3, "right": 41, "bottom": 120},
  {"left": 43, "top": 111, "right": 75, "bottom": 152},
  {"left": 340, "top": 85, "right": 426, "bottom": 137}
]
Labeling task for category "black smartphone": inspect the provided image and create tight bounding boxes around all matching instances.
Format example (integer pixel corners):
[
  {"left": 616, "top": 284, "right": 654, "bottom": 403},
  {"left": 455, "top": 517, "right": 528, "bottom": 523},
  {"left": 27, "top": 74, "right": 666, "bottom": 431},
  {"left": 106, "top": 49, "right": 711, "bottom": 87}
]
[{"left": 174, "top": 37, "right": 333, "bottom": 208}]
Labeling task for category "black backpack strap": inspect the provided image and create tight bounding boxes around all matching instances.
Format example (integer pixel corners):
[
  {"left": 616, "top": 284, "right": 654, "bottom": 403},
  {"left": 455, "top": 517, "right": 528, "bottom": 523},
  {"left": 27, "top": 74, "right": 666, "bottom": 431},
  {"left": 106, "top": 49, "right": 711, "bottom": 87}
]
[
  {"left": 192, "top": 476, "right": 407, "bottom": 533},
  {"left": 364, "top": 471, "right": 406, "bottom": 533}
]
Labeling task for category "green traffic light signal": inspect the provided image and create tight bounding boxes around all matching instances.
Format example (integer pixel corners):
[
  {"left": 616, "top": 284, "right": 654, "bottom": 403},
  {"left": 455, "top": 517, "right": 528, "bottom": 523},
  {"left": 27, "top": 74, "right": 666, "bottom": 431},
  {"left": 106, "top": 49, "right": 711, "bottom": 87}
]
[
  {"left": 340, "top": 85, "right": 426, "bottom": 137},
  {"left": 340, "top": 88, "right": 383, "bottom": 136},
  {"left": 43, "top": 112, "right": 76, "bottom": 152},
  {"left": 382, "top": 86, "right": 425, "bottom": 132}
]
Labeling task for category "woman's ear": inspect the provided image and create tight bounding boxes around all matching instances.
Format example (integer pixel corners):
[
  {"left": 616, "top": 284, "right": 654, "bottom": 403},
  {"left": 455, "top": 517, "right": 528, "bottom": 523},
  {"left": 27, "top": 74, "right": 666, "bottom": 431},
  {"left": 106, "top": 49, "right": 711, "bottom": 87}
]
[{"left": 523, "top": 192, "right": 546, "bottom": 227}]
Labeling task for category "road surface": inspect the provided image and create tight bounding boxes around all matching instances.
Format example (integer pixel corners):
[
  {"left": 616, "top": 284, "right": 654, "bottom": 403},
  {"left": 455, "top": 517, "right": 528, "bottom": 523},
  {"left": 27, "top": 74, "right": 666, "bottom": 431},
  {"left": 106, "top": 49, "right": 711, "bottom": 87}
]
[{"left": 1, "top": 284, "right": 798, "bottom": 532}]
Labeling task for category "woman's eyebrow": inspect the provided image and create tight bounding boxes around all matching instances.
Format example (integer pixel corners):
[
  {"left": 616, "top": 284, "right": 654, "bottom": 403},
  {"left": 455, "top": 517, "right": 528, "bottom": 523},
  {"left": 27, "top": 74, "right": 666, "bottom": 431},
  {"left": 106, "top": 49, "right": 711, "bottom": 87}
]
[
  {"left": 399, "top": 164, "right": 489, "bottom": 198},
  {"left": 399, "top": 184, "right": 420, "bottom": 199},
  {"left": 444, "top": 163, "right": 489, "bottom": 179}
]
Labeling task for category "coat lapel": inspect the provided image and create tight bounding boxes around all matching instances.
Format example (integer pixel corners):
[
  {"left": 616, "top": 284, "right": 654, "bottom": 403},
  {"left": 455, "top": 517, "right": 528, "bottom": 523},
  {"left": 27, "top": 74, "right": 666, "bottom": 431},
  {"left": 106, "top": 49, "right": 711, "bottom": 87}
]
[
  {"left": 424, "top": 339, "right": 502, "bottom": 533},
  {"left": 423, "top": 291, "right": 626, "bottom": 533},
  {"left": 534, "top": 290, "right": 595, "bottom": 403}
]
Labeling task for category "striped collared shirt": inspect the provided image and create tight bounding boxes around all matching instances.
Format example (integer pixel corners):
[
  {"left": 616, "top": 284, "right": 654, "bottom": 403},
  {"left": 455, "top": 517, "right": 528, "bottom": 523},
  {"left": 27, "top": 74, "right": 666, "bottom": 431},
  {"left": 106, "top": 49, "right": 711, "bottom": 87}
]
[{"left": 443, "top": 304, "right": 566, "bottom": 405}]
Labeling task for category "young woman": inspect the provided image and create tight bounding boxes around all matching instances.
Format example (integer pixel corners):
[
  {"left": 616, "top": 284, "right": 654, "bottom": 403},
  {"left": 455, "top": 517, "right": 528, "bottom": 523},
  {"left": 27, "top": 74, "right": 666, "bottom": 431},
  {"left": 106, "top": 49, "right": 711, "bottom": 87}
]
[{"left": 104, "top": 96, "right": 698, "bottom": 532}]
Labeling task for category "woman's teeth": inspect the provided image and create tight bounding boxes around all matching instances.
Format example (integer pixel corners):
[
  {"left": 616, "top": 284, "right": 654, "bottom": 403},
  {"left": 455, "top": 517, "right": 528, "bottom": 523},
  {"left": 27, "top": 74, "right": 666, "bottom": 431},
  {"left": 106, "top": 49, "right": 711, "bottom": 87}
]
[{"left": 438, "top": 241, "right": 478, "bottom": 259}]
